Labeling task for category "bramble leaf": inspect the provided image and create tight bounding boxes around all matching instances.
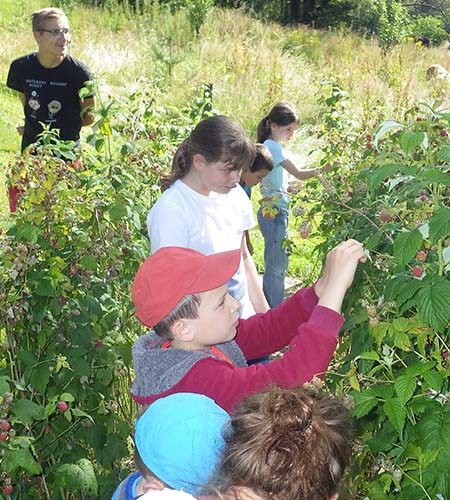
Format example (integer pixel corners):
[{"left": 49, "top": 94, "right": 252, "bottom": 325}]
[
  {"left": 416, "top": 277, "right": 450, "bottom": 331},
  {"left": 428, "top": 207, "right": 450, "bottom": 243},
  {"left": 384, "top": 398, "right": 406, "bottom": 434},
  {"left": 393, "top": 230, "right": 423, "bottom": 266}
]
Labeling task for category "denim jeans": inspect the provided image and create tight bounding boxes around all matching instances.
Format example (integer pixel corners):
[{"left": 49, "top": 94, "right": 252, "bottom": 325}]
[{"left": 257, "top": 207, "right": 289, "bottom": 308}]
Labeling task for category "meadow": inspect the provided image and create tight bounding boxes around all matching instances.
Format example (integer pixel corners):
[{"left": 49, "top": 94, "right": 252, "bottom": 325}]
[{"left": 0, "top": 1, "right": 449, "bottom": 498}]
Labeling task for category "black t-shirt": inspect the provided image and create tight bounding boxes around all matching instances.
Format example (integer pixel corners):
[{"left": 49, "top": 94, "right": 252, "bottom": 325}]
[{"left": 7, "top": 53, "right": 93, "bottom": 151}]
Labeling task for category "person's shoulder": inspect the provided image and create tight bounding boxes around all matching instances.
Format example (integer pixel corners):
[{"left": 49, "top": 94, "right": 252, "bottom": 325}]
[
  {"left": 9, "top": 53, "right": 37, "bottom": 68},
  {"left": 264, "top": 138, "right": 282, "bottom": 153},
  {"left": 64, "top": 55, "right": 93, "bottom": 78}
]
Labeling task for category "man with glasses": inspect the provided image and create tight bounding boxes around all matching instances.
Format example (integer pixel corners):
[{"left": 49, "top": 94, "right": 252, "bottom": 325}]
[{"left": 6, "top": 7, "right": 95, "bottom": 153}]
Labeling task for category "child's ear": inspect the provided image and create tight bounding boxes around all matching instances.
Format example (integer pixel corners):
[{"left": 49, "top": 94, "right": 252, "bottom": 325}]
[
  {"left": 141, "top": 474, "right": 165, "bottom": 492},
  {"left": 171, "top": 319, "right": 194, "bottom": 342},
  {"left": 192, "top": 153, "right": 207, "bottom": 171}
]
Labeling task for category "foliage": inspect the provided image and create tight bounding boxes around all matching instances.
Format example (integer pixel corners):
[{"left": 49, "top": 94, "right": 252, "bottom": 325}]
[
  {"left": 290, "top": 84, "right": 449, "bottom": 497},
  {"left": 410, "top": 15, "right": 449, "bottom": 46},
  {"left": 0, "top": 85, "right": 215, "bottom": 498}
]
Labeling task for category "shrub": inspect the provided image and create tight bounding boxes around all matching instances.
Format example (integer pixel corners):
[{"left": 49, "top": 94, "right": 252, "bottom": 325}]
[
  {"left": 291, "top": 85, "right": 450, "bottom": 497},
  {"left": 410, "top": 15, "right": 449, "bottom": 46}
]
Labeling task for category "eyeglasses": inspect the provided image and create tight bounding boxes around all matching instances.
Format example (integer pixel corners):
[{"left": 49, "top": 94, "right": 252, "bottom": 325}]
[{"left": 39, "top": 28, "right": 71, "bottom": 38}]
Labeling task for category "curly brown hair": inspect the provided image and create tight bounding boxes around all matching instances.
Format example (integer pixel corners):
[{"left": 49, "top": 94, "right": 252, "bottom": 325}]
[{"left": 210, "top": 385, "right": 353, "bottom": 500}]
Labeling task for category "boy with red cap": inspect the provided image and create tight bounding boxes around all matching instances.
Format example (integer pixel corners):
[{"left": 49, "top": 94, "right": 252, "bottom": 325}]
[{"left": 131, "top": 240, "right": 366, "bottom": 413}]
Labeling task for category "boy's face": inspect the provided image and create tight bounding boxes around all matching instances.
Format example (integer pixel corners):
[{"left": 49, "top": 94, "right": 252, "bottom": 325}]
[
  {"left": 34, "top": 15, "right": 70, "bottom": 59},
  {"left": 242, "top": 168, "right": 271, "bottom": 187},
  {"left": 187, "top": 284, "right": 241, "bottom": 349}
]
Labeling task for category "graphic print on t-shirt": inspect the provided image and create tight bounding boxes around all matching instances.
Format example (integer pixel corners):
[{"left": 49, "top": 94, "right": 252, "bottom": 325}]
[
  {"left": 28, "top": 91, "right": 41, "bottom": 118},
  {"left": 48, "top": 100, "right": 62, "bottom": 121}
]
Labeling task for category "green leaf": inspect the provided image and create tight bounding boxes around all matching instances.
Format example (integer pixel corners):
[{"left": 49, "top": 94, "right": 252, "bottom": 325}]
[
  {"left": 55, "top": 459, "right": 98, "bottom": 496},
  {"left": 394, "top": 375, "right": 416, "bottom": 405},
  {"left": 437, "top": 145, "right": 450, "bottom": 162},
  {"left": 0, "top": 376, "right": 10, "bottom": 396},
  {"left": 422, "top": 371, "right": 444, "bottom": 392},
  {"left": 393, "top": 230, "right": 423, "bottom": 266},
  {"left": 35, "top": 277, "right": 56, "bottom": 297},
  {"left": 372, "top": 322, "right": 389, "bottom": 346},
  {"left": 30, "top": 364, "right": 51, "bottom": 394},
  {"left": 366, "top": 164, "right": 400, "bottom": 191},
  {"left": 400, "top": 131, "right": 427, "bottom": 155},
  {"left": 359, "top": 351, "right": 380, "bottom": 361},
  {"left": 79, "top": 255, "right": 98, "bottom": 271},
  {"left": 384, "top": 398, "right": 406, "bottom": 434},
  {"left": 415, "top": 405, "right": 450, "bottom": 460},
  {"left": 10, "top": 398, "right": 45, "bottom": 425},
  {"left": 60, "top": 393, "right": 75, "bottom": 403},
  {"left": 3, "top": 448, "right": 42, "bottom": 475},
  {"left": 420, "top": 168, "right": 450, "bottom": 186},
  {"left": 417, "top": 277, "right": 450, "bottom": 331},
  {"left": 374, "top": 119, "right": 404, "bottom": 148},
  {"left": 428, "top": 207, "right": 450, "bottom": 243},
  {"left": 353, "top": 390, "right": 378, "bottom": 418}
]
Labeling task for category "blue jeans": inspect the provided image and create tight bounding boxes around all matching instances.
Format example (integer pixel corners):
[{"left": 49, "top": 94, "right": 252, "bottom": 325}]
[{"left": 257, "top": 207, "right": 289, "bottom": 308}]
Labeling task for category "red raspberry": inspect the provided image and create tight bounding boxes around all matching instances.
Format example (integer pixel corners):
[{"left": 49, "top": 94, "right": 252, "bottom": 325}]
[
  {"left": 0, "top": 420, "right": 10, "bottom": 431},
  {"left": 0, "top": 431, "right": 9, "bottom": 441},
  {"left": 412, "top": 266, "right": 423, "bottom": 278},
  {"left": 3, "top": 485, "right": 13, "bottom": 495},
  {"left": 57, "top": 401, "right": 68, "bottom": 412},
  {"left": 95, "top": 340, "right": 105, "bottom": 348},
  {"left": 439, "top": 129, "right": 448, "bottom": 137}
]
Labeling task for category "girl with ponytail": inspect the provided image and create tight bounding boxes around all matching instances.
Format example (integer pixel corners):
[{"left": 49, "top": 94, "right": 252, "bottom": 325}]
[
  {"left": 147, "top": 115, "right": 270, "bottom": 318},
  {"left": 257, "top": 102, "right": 327, "bottom": 308}
]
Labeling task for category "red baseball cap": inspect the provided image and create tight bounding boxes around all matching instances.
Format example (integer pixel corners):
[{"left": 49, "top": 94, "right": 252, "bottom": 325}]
[{"left": 132, "top": 247, "right": 241, "bottom": 327}]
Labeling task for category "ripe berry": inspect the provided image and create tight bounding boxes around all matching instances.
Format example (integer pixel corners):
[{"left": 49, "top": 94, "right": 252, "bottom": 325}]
[
  {"left": 416, "top": 250, "right": 427, "bottom": 262},
  {"left": 367, "top": 143, "right": 374, "bottom": 150},
  {"left": 0, "top": 420, "right": 10, "bottom": 431},
  {"left": 0, "top": 431, "right": 9, "bottom": 441},
  {"left": 379, "top": 211, "right": 394, "bottom": 223},
  {"left": 412, "top": 266, "right": 423, "bottom": 278},
  {"left": 3, "top": 485, "right": 13, "bottom": 496},
  {"left": 43, "top": 425, "right": 50, "bottom": 434},
  {"left": 287, "top": 186, "right": 293, "bottom": 193},
  {"left": 366, "top": 133, "right": 372, "bottom": 141},
  {"left": 57, "top": 401, "right": 68, "bottom": 412},
  {"left": 439, "top": 129, "right": 448, "bottom": 137},
  {"left": 300, "top": 230, "right": 310, "bottom": 239},
  {"left": 95, "top": 340, "right": 105, "bottom": 348}
]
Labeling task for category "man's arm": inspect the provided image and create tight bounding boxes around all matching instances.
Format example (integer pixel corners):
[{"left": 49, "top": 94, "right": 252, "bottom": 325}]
[
  {"left": 80, "top": 96, "right": 95, "bottom": 126},
  {"left": 16, "top": 92, "right": 25, "bottom": 136},
  {"left": 241, "top": 235, "right": 270, "bottom": 314}
]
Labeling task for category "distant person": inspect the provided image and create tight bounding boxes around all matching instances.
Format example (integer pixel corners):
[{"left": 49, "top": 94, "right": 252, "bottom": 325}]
[
  {"left": 7, "top": 7, "right": 95, "bottom": 153},
  {"left": 147, "top": 115, "right": 269, "bottom": 318},
  {"left": 112, "top": 393, "right": 229, "bottom": 499},
  {"left": 257, "top": 102, "right": 328, "bottom": 308},
  {"left": 206, "top": 385, "right": 353, "bottom": 500},
  {"left": 239, "top": 143, "right": 274, "bottom": 255},
  {"left": 131, "top": 240, "right": 366, "bottom": 413}
]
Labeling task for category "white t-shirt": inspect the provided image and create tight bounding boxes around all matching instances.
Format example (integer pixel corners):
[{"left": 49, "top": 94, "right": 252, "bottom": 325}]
[{"left": 147, "top": 180, "right": 256, "bottom": 318}]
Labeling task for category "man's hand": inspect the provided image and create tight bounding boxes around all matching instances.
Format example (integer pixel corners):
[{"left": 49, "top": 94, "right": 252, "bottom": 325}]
[{"left": 315, "top": 239, "right": 366, "bottom": 313}]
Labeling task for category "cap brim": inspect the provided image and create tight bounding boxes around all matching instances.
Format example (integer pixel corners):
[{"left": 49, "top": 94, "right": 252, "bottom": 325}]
[{"left": 187, "top": 248, "right": 241, "bottom": 295}]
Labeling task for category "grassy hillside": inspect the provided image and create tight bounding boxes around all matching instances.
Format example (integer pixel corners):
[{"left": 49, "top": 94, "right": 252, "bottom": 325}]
[{"left": 0, "top": 0, "right": 449, "bottom": 276}]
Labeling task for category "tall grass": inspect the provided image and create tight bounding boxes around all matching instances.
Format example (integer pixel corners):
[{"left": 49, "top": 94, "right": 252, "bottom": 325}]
[{"left": 1, "top": 0, "right": 448, "bottom": 260}]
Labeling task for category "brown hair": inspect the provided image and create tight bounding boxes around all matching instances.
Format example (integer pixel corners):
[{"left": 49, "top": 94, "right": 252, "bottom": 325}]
[
  {"left": 153, "top": 294, "right": 201, "bottom": 339},
  {"left": 162, "top": 115, "right": 255, "bottom": 190},
  {"left": 31, "top": 8, "right": 67, "bottom": 32},
  {"left": 249, "top": 144, "right": 274, "bottom": 173},
  {"left": 256, "top": 102, "right": 299, "bottom": 143},
  {"left": 210, "top": 386, "right": 353, "bottom": 500}
]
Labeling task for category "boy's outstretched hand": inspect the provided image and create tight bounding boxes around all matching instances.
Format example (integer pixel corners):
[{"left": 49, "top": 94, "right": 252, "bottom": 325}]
[{"left": 314, "top": 239, "right": 367, "bottom": 314}]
